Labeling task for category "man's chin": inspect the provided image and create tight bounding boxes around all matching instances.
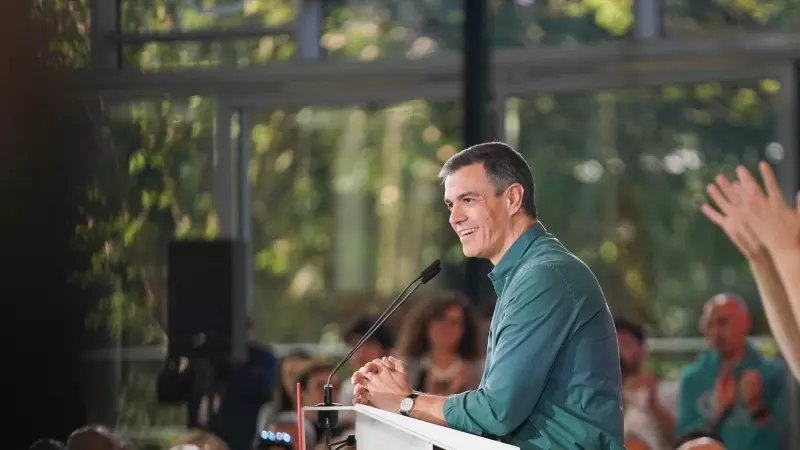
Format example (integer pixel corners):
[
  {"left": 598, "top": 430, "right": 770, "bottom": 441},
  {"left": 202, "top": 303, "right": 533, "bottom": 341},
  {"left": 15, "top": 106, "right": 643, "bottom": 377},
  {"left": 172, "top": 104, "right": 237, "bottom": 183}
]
[{"left": 461, "top": 245, "right": 480, "bottom": 258}]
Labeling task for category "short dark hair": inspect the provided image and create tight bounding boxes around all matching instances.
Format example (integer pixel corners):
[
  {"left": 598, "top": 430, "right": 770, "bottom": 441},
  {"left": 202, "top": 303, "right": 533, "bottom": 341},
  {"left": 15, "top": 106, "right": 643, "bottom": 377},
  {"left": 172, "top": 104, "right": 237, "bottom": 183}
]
[
  {"left": 344, "top": 314, "right": 394, "bottom": 350},
  {"left": 439, "top": 141, "right": 537, "bottom": 218},
  {"left": 614, "top": 318, "right": 645, "bottom": 344}
]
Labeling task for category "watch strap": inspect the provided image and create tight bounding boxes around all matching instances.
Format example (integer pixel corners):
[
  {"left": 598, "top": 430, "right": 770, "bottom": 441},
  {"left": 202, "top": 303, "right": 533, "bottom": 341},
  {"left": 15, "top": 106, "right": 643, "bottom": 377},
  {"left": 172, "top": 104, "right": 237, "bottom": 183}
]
[{"left": 400, "top": 392, "right": 420, "bottom": 416}]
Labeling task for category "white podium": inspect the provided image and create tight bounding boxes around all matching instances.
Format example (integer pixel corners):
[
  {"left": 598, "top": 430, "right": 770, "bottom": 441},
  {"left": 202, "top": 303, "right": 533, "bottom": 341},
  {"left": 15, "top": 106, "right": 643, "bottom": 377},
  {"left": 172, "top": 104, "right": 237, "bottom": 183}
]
[{"left": 301, "top": 405, "right": 519, "bottom": 450}]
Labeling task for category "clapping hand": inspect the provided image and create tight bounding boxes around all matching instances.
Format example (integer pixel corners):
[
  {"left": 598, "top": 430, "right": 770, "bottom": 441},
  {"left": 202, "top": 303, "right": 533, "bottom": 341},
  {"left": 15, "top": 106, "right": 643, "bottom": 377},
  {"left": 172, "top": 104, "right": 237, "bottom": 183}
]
[
  {"left": 734, "top": 162, "right": 800, "bottom": 252},
  {"left": 702, "top": 162, "right": 800, "bottom": 257},
  {"left": 701, "top": 171, "right": 766, "bottom": 260}
]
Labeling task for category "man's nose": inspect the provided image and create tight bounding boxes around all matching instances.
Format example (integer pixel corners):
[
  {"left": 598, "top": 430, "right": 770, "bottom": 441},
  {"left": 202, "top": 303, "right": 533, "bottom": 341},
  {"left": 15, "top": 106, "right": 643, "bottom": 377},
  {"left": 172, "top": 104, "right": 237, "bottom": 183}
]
[{"left": 449, "top": 205, "right": 466, "bottom": 227}]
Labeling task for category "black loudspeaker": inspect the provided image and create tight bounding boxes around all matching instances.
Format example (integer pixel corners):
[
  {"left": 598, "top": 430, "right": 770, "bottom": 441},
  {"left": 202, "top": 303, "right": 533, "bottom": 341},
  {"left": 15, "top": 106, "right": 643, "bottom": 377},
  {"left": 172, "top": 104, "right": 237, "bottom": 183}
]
[{"left": 167, "top": 239, "right": 247, "bottom": 364}]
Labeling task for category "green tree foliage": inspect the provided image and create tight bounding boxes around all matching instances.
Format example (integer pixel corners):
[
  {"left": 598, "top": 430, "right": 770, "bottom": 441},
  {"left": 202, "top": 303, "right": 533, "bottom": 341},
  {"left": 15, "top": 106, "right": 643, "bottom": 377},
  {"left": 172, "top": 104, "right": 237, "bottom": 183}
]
[{"left": 75, "top": 0, "right": 793, "bottom": 430}]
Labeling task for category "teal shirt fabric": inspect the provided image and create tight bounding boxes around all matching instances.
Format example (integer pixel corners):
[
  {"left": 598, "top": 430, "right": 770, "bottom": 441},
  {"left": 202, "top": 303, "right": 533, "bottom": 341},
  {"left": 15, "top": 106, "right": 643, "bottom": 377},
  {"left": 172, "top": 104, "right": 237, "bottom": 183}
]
[
  {"left": 676, "top": 343, "right": 788, "bottom": 450},
  {"left": 443, "top": 222, "right": 624, "bottom": 450}
]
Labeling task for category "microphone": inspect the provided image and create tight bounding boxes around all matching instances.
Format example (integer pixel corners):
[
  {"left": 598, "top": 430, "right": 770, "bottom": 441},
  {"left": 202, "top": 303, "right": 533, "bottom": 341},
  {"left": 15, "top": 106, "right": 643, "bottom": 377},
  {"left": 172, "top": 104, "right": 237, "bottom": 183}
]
[{"left": 316, "top": 260, "right": 442, "bottom": 438}]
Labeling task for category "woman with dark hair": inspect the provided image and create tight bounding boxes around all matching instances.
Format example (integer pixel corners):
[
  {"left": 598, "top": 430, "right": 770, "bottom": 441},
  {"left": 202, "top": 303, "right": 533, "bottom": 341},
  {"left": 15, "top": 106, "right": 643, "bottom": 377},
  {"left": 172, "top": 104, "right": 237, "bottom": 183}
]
[
  {"left": 394, "top": 291, "right": 483, "bottom": 396},
  {"left": 275, "top": 349, "right": 314, "bottom": 414}
]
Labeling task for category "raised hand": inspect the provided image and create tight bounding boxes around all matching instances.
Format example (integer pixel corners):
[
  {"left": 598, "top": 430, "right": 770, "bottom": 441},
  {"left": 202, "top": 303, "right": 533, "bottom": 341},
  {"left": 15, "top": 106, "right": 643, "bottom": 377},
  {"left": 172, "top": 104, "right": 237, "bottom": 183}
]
[
  {"left": 701, "top": 173, "right": 765, "bottom": 260},
  {"left": 713, "top": 369, "right": 736, "bottom": 417},
  {"left": 734, "top": 162, "right": 800, "bottom": 252}
]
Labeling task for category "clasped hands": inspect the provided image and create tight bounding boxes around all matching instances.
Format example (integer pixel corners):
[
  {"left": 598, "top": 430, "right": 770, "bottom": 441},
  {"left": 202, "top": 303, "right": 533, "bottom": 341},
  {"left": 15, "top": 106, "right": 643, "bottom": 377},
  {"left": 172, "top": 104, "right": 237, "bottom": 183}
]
[{"left": 351, "top": 356, "right": 414, "bottom": 412}]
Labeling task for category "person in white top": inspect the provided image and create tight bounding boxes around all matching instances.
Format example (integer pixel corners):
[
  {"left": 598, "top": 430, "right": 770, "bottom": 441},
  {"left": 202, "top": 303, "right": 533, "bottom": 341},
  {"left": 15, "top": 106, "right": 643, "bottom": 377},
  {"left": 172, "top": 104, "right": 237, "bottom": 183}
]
[{"left": 616, "top": 319, "right": 677, "bottom": 450}]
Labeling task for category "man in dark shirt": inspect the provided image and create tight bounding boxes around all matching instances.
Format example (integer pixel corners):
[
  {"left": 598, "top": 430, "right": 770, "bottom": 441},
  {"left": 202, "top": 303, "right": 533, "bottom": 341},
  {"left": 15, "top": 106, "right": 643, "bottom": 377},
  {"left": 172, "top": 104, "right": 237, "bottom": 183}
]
[{"left": 352, "top": 142, "right": 624, "bottom": 449}]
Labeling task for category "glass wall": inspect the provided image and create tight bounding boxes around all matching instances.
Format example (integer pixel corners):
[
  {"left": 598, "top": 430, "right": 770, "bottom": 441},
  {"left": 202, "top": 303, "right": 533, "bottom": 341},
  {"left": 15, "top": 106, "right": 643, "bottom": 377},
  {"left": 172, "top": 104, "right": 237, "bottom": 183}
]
[
  {"left": 493, "top": 0, "right": 633, "bottom": 46},
  {"left": 119, "top": 0, "right": 638, "bottom": 70},
  {"left": 120, "top": 0, "right": 296, "bottom": 32},
  {"left": 82, "top": 96, "right": 219, "bottom": 429},
  {"left": 506, "top": 79, "right": 784, "bottom": 377},
  {"left": 78, "top": 0, "right": 800, "bottom": 443},
  {"left": 664, "top": 0, "right": 800, "bottom": 34},
  {"left": 246, "top": 100, "right": 465, "bottom": 344}
]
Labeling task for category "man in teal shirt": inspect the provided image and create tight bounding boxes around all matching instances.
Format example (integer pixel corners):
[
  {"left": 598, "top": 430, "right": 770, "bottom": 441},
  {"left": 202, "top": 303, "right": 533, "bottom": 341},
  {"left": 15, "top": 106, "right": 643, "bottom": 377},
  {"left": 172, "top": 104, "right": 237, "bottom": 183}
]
[
  {"left": 352, "top": 142, "right": 624, "bottom": 449},
  {"left": 676, "top": 293, "right": 787, "bottom": 450}
]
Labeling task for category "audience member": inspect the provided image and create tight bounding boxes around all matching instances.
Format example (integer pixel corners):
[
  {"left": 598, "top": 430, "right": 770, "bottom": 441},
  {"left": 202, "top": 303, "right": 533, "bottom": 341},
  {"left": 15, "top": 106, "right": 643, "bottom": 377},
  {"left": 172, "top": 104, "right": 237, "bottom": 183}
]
[
  {"left": 273, "top": 349, "right": 314, "bottom": 415},
  {"left": 169, "top": 429, "right": 228, "bottom": 450},
  {"left": 338, "top": 314, "right": 395, "bottom": 406},
  {"left": 267, "top": 360, "right": 349, "bottom": 450},
  {"left": 676, "top": 294, "right": 787, "bottom": 450},
  {"left": 65, "top": 425, "right": 132, "bottom": 450},
  {"left": 675, "top": 431, "right": 726, "bottom": 450},
  {"left": 701, "top": 162, "right": 800, "bottom": 381},
  {"left": 394, "top": 291, "right": 483, "bottom": 395},
  {"left": 616, "top": 319, "right": 677, "bottom": 450}
]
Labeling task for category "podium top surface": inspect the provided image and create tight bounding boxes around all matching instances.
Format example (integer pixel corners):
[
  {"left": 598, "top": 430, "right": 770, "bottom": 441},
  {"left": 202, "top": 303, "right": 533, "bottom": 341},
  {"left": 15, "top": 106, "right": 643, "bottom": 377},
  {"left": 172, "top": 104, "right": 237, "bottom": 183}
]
[{"left": 354, "top": 404, "right": 519, "bottom": 450}]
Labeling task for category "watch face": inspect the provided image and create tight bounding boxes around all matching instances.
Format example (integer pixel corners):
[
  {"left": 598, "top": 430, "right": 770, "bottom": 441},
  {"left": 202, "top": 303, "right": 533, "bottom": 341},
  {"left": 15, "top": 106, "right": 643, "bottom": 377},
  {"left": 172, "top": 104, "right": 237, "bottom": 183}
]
[{"left": 400, "top": 397, "right": 414, "bottom": 412}]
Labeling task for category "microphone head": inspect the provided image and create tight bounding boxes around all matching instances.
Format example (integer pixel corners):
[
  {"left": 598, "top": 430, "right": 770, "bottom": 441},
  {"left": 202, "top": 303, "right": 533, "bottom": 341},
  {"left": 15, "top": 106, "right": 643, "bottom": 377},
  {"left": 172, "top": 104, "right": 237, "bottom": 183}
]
[{"left": 420, "top": 259, "right": 442, "bottom": 284}]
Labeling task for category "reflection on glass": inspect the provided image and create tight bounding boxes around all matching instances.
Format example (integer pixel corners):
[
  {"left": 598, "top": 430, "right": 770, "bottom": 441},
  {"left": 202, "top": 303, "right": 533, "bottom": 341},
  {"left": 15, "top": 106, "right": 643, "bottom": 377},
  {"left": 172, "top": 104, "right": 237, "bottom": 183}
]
[
  {"left": 47, "top": 0, "right": 90, "bottom": 67},
  {"left": 247, "top": 101, "right": 462, "bottom": 343},
  {"left": 92, "top": 97, "right": 218, "bottom": 346},
  {"left": 506, "top": 80, "right": 781, "bottom": 338},
  {"left": 492, "top": 0, "right": 632, "bottom": 47},
  {"left": 119, "top": 0, "right": 635, "bottom": 67},
  {"left": 322, "top": 0, "right": 633, "bottom": 60},
  {"left": 81, "top": 97, "right": 217, "bottom": 428},
  {"left": 664, "top": 0, "right": 800, "bottom": 35},
  {"left": 321, "top": 0, "right": 459, "bottom": 60},
  {"left": 122, "top": 37, "right": 295, "bottom": 70},
  {"left": 120, "top": 0, "right": 296, "bottom": 32}
]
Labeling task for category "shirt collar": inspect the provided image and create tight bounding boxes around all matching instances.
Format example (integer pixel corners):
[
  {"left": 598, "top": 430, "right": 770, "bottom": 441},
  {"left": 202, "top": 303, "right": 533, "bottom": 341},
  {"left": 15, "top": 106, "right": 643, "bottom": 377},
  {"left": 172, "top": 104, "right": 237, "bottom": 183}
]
[
  {"left": 703, "top": 340, "right": 763, "bottom": 371},
  {"left": 488, "top": 221, "right": 547, "bottom": 286}
]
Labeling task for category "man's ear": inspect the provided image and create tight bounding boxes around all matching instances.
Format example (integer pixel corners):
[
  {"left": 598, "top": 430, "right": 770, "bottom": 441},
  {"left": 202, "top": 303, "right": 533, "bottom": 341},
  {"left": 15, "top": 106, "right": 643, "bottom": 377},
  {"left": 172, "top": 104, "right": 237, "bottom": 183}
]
[{"left": 505, "top": 183, "right": 524, "bottom": 215}]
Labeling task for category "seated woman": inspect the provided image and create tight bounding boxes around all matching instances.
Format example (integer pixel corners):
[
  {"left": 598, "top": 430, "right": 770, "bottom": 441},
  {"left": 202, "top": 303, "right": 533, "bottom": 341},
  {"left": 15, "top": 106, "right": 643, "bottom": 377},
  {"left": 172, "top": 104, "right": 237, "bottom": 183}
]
[{"left": 394, "top": 291, "right": 484, "bottom": 396}]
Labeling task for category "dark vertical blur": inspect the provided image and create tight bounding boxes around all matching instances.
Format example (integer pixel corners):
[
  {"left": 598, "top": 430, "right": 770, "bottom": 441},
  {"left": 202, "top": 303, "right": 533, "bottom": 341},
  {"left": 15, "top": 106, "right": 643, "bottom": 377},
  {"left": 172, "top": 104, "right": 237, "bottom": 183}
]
[
  {"left": 462, "top": 0, "right": 497, "bottom": 309},
  {"left": 790, "top": 60, "right": 800, "bottom": 450},
  {"left": 0, "top": 1, "right": 93, "bottom": 447}
]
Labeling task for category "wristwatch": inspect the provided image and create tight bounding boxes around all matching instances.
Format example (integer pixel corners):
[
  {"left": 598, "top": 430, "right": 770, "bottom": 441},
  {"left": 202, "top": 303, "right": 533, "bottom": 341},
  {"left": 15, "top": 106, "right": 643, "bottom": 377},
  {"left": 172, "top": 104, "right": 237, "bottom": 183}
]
[{"left": 399, "top": 392, "right": 419, "bottom": 417}]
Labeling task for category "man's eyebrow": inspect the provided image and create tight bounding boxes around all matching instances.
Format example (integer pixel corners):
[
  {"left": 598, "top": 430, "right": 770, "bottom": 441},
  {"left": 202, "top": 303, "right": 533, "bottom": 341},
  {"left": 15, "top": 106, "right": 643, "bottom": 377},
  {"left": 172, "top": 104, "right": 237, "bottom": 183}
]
[{"left": 444, "top": 191, "right": 480, "bottom": 203}]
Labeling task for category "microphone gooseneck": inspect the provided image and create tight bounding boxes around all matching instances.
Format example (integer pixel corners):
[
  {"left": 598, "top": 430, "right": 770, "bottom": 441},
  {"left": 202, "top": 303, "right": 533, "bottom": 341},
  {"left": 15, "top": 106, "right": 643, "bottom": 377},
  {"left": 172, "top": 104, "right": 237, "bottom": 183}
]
[
  {"left": 317, "top": 260, "right": 442, "bottom": 436},
  {"left": 324, "top": 259, "right": 441, "bottom": 388}
]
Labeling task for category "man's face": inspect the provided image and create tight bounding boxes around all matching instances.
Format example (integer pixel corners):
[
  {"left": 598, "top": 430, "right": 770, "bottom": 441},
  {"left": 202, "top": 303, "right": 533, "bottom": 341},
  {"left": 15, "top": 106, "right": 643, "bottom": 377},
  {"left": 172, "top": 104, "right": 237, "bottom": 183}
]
[
  {"left": 281, "top": 356, "right": 312, "bottom": 395},
  {"left": 346, "top": 336, "right": 385, "bottom": 369},
  {"left": 701, "top": 297, "right": 749, "bottom": 358},
  {"left": 428, "top": 304, "right": 465, "bottom": 351},
  {"left": 444, "top": 163, "right": 513, "bottom": 262},
  {"left": 617, "top": 330, "right": 645, "bottom": 373}
]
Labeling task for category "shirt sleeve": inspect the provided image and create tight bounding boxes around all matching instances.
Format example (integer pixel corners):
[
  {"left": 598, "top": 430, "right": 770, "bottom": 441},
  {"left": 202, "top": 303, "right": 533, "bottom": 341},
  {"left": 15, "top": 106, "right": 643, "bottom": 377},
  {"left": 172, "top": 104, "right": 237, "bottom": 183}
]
[
  {"left": 443, "top": 264, "right": 580, "bottom": 437},
  {"left": 675, "top": 372, "right": 704, "bottom": 439}
]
